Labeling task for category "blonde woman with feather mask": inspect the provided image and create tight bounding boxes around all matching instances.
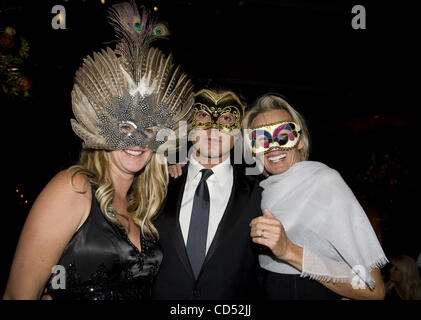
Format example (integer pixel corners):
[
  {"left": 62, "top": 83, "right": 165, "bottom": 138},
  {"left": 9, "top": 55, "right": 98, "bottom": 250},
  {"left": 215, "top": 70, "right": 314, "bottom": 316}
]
[
  {"left": 244, "top": 94, "right": 388, "bottom": 300},
  {"left": 3, "top": 2, "right": 193, "bottom": 300}
]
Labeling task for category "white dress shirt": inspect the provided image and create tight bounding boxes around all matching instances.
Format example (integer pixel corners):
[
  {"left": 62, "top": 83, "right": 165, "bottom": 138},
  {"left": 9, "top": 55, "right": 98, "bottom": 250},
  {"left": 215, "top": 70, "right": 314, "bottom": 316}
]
[{"left": 179, "top": 154, "right": 233, "bottom": 253}]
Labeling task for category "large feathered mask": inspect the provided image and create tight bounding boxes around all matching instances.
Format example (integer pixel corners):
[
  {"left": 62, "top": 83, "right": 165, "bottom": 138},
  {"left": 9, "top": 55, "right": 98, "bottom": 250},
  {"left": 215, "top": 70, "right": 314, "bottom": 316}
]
[{"left": 71, "top": 1, "right": 194, "bottom": 152}]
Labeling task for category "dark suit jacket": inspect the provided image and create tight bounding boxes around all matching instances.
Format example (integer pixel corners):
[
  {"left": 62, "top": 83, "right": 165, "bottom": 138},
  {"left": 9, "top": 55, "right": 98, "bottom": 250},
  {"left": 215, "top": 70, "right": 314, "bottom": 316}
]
[{"left": 152, "top": 166, "right": 263, "bottom": 300}]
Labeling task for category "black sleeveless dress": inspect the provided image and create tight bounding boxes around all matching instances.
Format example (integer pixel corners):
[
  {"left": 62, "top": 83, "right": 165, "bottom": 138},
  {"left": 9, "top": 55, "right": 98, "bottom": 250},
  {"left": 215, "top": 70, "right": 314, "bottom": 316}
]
[{"left": 44, "top": 187, "right": 163, "bottom": 300}]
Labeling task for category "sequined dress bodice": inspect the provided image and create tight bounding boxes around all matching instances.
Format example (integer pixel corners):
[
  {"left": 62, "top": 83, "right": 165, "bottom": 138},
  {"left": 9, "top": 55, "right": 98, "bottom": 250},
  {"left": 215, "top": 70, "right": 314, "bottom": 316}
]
[{"left": 44, "top": 187, "right": 162, "bottom": 300}]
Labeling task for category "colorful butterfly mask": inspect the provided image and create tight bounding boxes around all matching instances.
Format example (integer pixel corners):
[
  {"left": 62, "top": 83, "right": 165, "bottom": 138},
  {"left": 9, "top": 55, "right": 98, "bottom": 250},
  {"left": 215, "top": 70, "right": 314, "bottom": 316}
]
[{"left": 249, "top": 121, "right": 302, "bottom": 155}]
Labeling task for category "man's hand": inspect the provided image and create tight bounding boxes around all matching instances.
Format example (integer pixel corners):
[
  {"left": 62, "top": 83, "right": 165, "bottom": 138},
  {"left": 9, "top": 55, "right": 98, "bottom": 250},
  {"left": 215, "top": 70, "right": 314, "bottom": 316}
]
[{"left": 168, "top": 158, "right": 188, "bottom": 178}]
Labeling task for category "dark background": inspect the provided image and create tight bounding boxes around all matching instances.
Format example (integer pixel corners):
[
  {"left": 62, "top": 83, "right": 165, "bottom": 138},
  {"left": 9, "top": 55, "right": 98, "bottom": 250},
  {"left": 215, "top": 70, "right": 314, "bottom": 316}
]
[{"left": 1, "top": 0, "right": 419, "bottom": 294}]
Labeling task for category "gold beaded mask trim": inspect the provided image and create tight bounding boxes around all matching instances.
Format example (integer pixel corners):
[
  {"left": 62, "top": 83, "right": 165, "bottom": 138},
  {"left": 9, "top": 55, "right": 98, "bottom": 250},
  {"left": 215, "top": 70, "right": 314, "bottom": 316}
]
[
  {"left": 191, "top": 89, "right": 245, "bottom": 135},
  {"left": 248, "top": 121, "right": 302, "bottom": 155}
]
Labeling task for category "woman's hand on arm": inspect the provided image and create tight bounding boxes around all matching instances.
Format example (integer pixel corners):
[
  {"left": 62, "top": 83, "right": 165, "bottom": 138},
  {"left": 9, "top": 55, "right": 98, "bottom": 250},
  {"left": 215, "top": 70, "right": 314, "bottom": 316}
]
[{"left": 2, "top": 170, "right": 91, "bottom": 300}]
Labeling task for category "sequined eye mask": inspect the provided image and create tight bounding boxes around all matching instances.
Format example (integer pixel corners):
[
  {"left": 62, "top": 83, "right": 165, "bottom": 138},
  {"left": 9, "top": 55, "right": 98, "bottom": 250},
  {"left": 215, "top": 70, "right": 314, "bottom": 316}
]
[{"left": 249, "top": 121, "right": 302, "bottom": 155}]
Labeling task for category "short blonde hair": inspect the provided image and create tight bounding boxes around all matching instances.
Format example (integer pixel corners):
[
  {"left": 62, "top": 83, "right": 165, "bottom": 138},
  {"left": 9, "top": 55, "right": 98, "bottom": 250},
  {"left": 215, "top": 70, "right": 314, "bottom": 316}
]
[{"left": 242, "top": 94, "right": 310, "bottom": 161}]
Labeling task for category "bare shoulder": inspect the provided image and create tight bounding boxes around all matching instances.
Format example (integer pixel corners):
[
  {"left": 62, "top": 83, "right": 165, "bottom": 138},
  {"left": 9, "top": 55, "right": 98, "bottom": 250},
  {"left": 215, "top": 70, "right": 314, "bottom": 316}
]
[
  {"left": 30, "top": 168, "right": 92, "bottom": 231},
  {"left": 49, "top": 168, "right": 91, "bottom": 194},
  {"left": 3, "top": 168, "right": 93, "bottom": 299}
]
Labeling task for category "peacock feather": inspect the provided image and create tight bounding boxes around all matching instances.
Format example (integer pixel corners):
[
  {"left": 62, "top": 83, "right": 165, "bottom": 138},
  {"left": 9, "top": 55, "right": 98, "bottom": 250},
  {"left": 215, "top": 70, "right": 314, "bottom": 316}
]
[
  {"left": 70, "top": 1, "right": 194, "bottom": 151},
  {"left": 108, "top": 1, "right": 170, "bottom": 84}
]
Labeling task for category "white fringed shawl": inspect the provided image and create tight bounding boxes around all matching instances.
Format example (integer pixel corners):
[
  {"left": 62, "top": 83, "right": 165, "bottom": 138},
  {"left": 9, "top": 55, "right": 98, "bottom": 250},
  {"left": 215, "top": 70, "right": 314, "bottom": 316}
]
[{"left": 259, "top": 161, "right": 388, "bottom": 289}]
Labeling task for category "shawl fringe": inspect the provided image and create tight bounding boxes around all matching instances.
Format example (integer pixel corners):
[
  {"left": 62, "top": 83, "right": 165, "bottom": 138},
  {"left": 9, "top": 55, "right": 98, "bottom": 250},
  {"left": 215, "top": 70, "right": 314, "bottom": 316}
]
[{"left": 301, "top": 256, "right": 389, "bottom": 289}]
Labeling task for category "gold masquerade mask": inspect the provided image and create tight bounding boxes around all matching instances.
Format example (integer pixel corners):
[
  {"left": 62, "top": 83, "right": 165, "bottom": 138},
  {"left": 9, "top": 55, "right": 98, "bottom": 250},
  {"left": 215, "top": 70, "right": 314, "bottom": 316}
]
[
  {"left": 249, "top": 121, "right": 302, "bottom": 155},
  {"left": 191, "top": 89, "right": 245, "bottom": 134}
]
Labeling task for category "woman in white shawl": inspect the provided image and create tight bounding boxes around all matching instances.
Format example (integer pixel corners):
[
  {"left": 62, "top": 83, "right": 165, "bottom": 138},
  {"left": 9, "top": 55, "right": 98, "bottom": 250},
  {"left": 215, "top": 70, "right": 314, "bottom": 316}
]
[{"left": 244, "top": 94, "right": 388, "bottom": 300}]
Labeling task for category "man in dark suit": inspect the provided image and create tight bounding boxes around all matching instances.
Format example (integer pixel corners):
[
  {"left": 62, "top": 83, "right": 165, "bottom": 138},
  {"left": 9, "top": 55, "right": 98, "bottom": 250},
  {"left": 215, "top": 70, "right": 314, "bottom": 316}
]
[{"left": 152, "top": 89, "right": 263, "bottom": 300}]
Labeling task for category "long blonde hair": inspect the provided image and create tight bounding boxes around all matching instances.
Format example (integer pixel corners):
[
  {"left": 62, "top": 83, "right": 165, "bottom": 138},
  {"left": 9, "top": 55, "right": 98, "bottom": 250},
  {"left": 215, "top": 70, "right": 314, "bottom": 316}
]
[
  {"left": 69, "top": 149, "right": 168, "bottom": 239},
  {"left": 387, "top": 255, "right": 421, "bottom": 300}
]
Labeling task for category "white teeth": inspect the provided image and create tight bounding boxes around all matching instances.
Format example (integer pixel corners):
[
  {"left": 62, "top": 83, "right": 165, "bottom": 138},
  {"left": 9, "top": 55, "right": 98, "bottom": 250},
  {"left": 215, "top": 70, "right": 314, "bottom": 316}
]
[
  {"left": 268, "top": 154, "right": 286, "bottom": 162},
  {"left": 125, "top": 150, "right": 143, "bottom": 156}
]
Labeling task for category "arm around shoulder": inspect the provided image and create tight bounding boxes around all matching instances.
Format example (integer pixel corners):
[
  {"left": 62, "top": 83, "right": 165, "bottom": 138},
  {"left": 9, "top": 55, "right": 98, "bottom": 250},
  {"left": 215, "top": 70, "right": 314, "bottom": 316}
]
[{"left": 3, "top": 169, "right": 91, "bottom": 300}]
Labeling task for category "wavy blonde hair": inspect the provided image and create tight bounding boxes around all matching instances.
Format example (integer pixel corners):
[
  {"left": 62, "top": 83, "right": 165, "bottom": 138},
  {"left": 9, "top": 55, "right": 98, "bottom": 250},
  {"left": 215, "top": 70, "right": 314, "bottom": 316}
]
[
  {"left": 242, "top": 94, "right": 311, "bottom": 161},
  {"left": 68, "top": 149, "right": 168, "bottom": 239}
]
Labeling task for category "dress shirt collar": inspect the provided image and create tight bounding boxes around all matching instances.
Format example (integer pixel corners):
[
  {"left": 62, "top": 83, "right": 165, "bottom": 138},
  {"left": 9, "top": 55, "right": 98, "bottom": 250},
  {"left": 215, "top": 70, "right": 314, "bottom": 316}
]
[{"left": 187, "top": 153, "right": 232, "bottom": 186}]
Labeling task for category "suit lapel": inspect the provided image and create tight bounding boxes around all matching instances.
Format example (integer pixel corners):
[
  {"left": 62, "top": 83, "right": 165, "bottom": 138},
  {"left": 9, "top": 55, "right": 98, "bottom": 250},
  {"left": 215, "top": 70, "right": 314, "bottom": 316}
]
[
  {"left": 167, "top": 166, "right": 253, "bottom": 281},
  {"left": 166, "top": 172, "right": 195, "bottom": 280},
  {"left": 200, "top": 168, "right": 251, "bottom": 272}
]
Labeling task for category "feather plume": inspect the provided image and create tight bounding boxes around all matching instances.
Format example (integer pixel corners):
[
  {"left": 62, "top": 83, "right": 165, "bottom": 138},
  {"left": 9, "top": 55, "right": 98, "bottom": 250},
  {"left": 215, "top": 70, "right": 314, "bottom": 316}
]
[
  {"left": 71, "top": 1, "right": 193, "bottom": 151},
  {"left": 108, "top": 1, "right": 169, "bottom": 84}
]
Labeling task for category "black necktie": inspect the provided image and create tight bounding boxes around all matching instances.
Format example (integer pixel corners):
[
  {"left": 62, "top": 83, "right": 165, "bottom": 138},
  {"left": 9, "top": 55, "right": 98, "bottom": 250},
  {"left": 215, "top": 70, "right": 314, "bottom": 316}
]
[{"left": 186, "top": 168, "right": 214, "bottom": 279}]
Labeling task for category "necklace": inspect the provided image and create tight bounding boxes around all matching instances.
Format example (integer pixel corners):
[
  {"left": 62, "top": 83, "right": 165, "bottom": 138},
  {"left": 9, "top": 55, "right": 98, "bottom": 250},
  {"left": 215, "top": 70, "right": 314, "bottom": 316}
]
[
  {"left": 108, "top": 205, "right": 142, "bottom": 253},
  {"left": 108, "top": 205, "right": 132, "bottom": 234}
]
